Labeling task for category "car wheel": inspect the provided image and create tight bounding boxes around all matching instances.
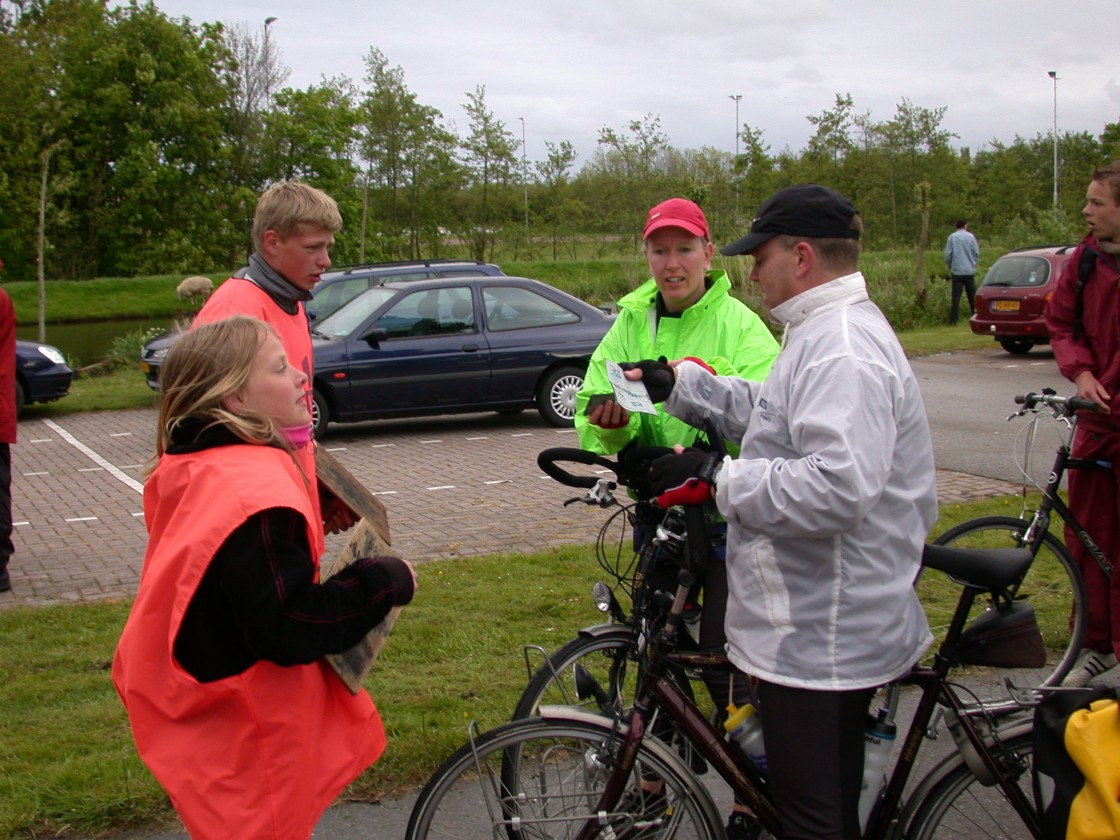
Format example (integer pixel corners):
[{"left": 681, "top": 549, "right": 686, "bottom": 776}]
[
  {"left": 536, "top": 365, "right": 584, "bottom": 428},
  {"left": 998, "top": 337, "right": 1033, "bottom": 355},
  {"left": 311, "top": 388, "right": 329, "bottom": 438},
  {"left": 14, "top": 380, "right": 25, "bottom": 418}
]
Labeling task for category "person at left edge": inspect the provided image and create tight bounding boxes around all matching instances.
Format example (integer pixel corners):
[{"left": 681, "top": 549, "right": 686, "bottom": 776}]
[
  {"left": 113, "top": 316, "right": 416, "bottom": 840},
  {"left": 0, "top": 285, "right": 14, "bottom": 593},
  {"left": 193, "top": 180, "right": 353, "bottom": 551}
]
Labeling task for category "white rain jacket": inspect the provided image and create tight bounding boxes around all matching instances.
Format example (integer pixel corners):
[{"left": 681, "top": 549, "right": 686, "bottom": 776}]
[{"left": 666, "top": 272, "right": 937, "bottom": 690}]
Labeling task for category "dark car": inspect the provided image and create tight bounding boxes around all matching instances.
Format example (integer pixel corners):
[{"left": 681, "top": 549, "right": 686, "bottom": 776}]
[
  {"left": 16, "top": 340, "right": 73, "bottom": 416},
  {"left": 970, "top": 244, "right": 1076, "bottom": 354},
  {"left": 309, "top": 276, "right": 615, "bottom": 435},
  {"left": 139, "top": 259, "right": 506, "bottom": 389},
  {"left": 307, "top": 258, "right": 505, "bottom": 322}
]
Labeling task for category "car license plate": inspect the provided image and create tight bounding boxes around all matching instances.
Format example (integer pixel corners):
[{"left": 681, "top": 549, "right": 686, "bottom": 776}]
[
  {"left": 139, "top": 361, "right": 150, "bottom": 373},
  {"left": 991, "top": 300, "right": 1020, "bottom": 312}
]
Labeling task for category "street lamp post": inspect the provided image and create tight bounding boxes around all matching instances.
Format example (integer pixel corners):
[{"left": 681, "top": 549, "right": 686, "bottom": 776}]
[
  {"left": 1048, "top": 70, "right": 1058, "bottom": 213},
  {"left": 728, "top": 94, "right": 742, "bottom": 221},
  {"left": 518, "top": 116, "right": 529, "bottom": 235}
]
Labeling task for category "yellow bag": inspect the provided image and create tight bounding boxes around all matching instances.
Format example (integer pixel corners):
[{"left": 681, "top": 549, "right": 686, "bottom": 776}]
[{"left": 1034, "top": 685, "right": 1120, "bottom": 840}]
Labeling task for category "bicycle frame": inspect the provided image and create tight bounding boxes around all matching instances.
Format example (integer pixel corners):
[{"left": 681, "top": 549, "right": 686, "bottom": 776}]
[
  {"left": 575, "top": 574, "right": 1042, "bottom": 840},
  {"left": 1021, "top": 436, "right": 1113, "bottom": 581}
]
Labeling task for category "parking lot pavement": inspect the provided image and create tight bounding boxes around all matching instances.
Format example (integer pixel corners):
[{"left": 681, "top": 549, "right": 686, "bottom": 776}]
[{"left": 0, "top": 408, "right": 1020, "bottom": 608}]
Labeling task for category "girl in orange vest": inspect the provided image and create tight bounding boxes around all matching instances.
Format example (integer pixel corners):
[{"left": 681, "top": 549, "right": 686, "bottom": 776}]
[{"left": 113, "top": 316, "right": 416, "bottom": 839}]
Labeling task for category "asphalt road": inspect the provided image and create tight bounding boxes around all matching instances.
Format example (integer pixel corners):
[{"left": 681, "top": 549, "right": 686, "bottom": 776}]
[{"left": 911, "top": 344, "right": 1068, "bottom": 482}]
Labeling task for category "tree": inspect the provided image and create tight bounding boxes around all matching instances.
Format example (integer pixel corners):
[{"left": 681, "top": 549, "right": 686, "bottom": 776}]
[
  {"left": 460, "top": 85, "right": 518, "bottom": 261},
  {"left": 535, "top": 140, "right": 582, "bottom": 258},
  {"left": 584, "top": 113, "right": 671, "bottom": 241}
]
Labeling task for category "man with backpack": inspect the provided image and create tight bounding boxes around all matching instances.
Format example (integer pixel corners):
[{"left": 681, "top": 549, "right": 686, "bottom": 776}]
[{"left": 1045, "top": 160, "right": 1120, "bottom": 686}]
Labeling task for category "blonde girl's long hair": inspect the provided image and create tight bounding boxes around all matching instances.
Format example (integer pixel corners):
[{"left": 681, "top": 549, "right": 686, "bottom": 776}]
[{"left": 149, "top": 317, "right": 291, "bottom": 474}]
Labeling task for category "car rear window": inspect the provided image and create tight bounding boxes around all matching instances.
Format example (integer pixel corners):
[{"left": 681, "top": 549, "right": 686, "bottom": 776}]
[{"left": 980, "top": 256, "right": 1052, "bottom": 288}]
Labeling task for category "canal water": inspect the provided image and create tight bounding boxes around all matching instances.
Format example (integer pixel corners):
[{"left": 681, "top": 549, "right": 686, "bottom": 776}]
[{"left": 16, "top": 318, "right": 176, "bottom": 366}]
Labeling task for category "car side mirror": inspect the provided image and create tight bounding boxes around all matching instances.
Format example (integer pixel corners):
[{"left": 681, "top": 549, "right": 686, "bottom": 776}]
[{"left": 361, "top": 326, "right": 389, "bottom": 346}]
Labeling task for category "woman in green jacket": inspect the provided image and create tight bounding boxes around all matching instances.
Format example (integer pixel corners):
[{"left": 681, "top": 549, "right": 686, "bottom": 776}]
[
  {"left": 576, "top": 197, "right": 778, "bottom": 840},
  {"left": 577, "top": 198, "right": 778, "bottom": 452}
]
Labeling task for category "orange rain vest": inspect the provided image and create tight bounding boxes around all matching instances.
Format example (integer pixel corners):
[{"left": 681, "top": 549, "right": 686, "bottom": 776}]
[
  {"left": 193, "top": 278, "right": 324, "bottom": 558},
  {"left": 113, "top": 444, "right": 385, "bottom": 840}
]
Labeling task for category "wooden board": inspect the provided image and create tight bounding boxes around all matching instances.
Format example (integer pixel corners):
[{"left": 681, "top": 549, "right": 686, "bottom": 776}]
[{"left": 315, "top": 447, "right": 400, "bottom": 695}]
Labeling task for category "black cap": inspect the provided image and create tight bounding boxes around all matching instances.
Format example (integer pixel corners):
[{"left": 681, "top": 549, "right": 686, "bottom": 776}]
[{"left": 721, "top": 184, "right": 860, "bottom": 256}]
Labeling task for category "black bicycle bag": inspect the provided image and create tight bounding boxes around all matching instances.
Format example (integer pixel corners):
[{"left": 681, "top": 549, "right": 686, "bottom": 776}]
[{"left": 955, "top": 599, "right": 1047, "bottom": 668}]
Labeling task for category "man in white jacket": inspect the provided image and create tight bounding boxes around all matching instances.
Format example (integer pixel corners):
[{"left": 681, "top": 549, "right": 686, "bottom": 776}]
[{"left": 633, "top": 184, "right": 938, "bottom": 840}]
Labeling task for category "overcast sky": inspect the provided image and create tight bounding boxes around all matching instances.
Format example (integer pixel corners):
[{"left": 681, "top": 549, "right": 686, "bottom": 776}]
[{"left": 150, "top": 0, "right": 1117, "bottom": 171}]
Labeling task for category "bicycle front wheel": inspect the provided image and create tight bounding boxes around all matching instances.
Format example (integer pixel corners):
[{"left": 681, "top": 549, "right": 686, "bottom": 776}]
[
  {"left": 513, "top": 626, "right": 638, "bottom": 719},
  {"left": 405, "top": 715, "right": 722, "bottom": 839},
  {"left": 924, "top": 515, "right": 1087, "bottom": 707},
  {"left": 905, "top": 730, "right": 1036, "bottom": 840}
]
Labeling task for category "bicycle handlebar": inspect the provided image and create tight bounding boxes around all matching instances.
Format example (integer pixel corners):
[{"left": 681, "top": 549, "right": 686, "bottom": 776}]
[
  {"left": 1014, "top": 389, "right": 1103, "bottom": 415},
  {"left": 536, "top": 447, "right": 617, "bottom": 490}
]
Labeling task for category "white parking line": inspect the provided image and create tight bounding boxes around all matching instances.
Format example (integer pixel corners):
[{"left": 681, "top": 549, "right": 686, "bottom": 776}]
[
  {"left": 42, "top": 419, "right": 145, "bottom": 495},
  {"left": 65, "top": 516, "right": 99, "bottom": 523},
  {"left": 427, "top": 485, "right": 455, "bottom": 490}
]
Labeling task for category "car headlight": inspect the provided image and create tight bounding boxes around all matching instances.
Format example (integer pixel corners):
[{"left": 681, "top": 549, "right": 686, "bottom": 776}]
[
  {"left": 149, "top": 347, "right": 170, "bottom": 361},
  {"left": 35, "top": 345, "right": 67, "bottom": 365}
]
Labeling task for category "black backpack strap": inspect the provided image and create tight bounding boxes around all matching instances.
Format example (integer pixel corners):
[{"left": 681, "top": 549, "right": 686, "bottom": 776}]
[{"left": 1073, "top": 248, "right": 1096, "bottom": 341}]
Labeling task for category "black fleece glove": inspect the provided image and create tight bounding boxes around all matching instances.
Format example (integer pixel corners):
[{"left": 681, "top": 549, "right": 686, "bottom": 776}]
[{"left": 617, "top": 357, "right": 676, "bottom": 403}]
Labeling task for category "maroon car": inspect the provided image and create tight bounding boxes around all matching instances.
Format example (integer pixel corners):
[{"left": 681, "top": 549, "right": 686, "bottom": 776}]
[{"left": 970, "top": 244, "right": 1076, "bottom": 354}]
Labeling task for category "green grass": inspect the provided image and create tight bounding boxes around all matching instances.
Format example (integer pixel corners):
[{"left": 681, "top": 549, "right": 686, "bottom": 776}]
[{"left": 0, "top": 494, "right": 1044, "bottom": 837}]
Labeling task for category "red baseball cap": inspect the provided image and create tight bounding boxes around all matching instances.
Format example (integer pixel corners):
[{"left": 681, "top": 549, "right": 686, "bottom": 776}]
[{"left": 642, "top": 198, "right": 709, "bottom": 240}]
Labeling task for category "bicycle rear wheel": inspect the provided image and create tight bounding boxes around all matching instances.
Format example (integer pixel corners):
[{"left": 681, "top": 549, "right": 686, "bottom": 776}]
[
  {"left": 405, "top": 715, "right": 722, "bottom": 839},
  {"left": 923, "top": 515, "right": 1086, "bottom": 708},
  {"left": 904, "top": 730, "right": 1036, "bottom": 840}
]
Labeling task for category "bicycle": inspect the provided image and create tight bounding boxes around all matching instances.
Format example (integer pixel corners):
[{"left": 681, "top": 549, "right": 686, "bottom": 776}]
[
  {"left": 406, "top": 489, "right": 1046, "bottom": 839},
  {"left": 514, "top": 443, "right": 713, "bottom": 721},
  {"left": 923, "top": 389, "right": 1109, "bottom": 708}
]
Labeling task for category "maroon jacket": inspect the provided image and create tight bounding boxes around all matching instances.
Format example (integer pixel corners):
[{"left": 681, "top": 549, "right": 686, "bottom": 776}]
[
  {"left": 1045, "top": 235, "right": 1120, "bottom": 434},
  {"left": 0, "top": 290, "right": 15, "bottom": 445}
]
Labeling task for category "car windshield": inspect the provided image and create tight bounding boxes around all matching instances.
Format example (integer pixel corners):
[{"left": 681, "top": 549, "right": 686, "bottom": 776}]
[
  {"left": 980, "top": 256, "right": 1052, "bottom": 288},
  {"left": 314, "top": 287, "right": 397, "bottom": 338}
]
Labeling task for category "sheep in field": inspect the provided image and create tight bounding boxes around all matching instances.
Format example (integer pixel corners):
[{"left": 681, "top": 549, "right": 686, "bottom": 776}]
[{"left": 176, "top": 275, "right": 213, "bottom": 302}]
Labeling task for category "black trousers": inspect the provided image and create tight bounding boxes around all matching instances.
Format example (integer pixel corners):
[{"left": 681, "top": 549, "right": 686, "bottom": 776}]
[
  {"left": 949, "top": 274, "right": 976, "bottom": 325},
  {"left": 0, "top": 443, "right": 12, "bottom": 573},
  {"left": 755, "top": 680, "right": 875, "bottom": 840}
]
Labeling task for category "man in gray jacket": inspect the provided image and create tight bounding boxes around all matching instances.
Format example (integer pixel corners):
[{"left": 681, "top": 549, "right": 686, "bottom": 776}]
[
  {"left": 632, "top": 185, "right": 938, "bottom": 840},
  {"left": 944, "top": 219, "right": 980, "bottom": 325}
]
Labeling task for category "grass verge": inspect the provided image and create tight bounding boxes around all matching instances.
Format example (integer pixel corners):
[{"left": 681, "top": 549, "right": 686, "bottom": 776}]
[{"left": 0, "top": 493, "right": 1043, "bottom": 837}]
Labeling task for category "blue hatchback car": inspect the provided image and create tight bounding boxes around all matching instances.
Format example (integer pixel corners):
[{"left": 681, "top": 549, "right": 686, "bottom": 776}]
[
  {"left": 15, "top": 340, "right": 73, "bottom": 416},
  {"left": 309, "top": 276, "right": 615, "bottom": 435}
]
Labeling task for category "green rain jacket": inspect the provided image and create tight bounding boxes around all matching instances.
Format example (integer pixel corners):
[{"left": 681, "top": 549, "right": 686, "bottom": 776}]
[{"left": 575, "top": 270, "right": 779, "bottom": 454}]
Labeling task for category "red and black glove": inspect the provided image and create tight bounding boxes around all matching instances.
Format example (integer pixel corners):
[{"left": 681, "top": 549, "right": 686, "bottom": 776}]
[{"left": 649, "top": 447, "right": 719, "bottom": 509}]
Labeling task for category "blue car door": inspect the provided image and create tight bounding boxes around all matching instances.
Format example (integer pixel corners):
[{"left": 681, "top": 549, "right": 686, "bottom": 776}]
[{"left": 343, "top": 286, "right": 491, "bottom": 412}]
